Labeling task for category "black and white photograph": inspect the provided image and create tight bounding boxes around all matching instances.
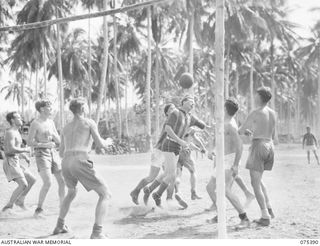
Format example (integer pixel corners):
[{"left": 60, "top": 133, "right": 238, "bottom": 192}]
[{"left": 0, "top": 0, "right": 319, "bottom": 242}]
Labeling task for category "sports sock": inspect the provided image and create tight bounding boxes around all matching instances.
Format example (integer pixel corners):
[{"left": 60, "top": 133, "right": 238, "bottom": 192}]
[
  {"left": 155, "top": 182, "right": 169, "bottom": 197},
  {"left": 133, "top": 178, "right": 149, "bottom": 194},
  {"left": 239, "top": 213, "right": 248, "bottom": 221},
  {"left": 92, "top": 223, "right": 103, "bottom": 235},
  {"left": 149, "top": 180, "right": 161, "bottom": 192},
  {"left": 57, "top": 218, "right": 65, "bottom": 228}
]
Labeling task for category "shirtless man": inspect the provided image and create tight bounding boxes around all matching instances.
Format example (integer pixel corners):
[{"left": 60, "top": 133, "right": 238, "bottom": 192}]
[
  {"left": 302, "top": 126, "right": 320, "bottom": 165},
  {"left": 53, "top": 98, "right": 112, "bottom": 239},
  {"left": 206, "top": 99, "right": 249, "bottom": 227},
  {"left": 130, "top": 103, "right": 176, "bottom": 205},
  {"left": 239, "top": 87, "right": 276, "bottom": 226},
  {"left": 27, "top": 100, "right": 65, "bottom": 216},
  {"left": 2, "top": 112, "right": 36, "bottom": 211}
]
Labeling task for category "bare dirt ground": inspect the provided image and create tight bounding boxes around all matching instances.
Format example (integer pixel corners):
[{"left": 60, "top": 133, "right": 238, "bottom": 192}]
[{"left": 0, "top": 144, "right": 319, "bottom": 239}]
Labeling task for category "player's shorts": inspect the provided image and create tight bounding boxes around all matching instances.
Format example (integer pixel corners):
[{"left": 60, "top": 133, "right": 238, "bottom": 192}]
[
  {"left": 61, "top": 151, "right": 105, "bottom": 191},
  {"left": 177, "top": 148, "right": 195, "bottom": 173},
  {"left": 150, "top": 149, "right": 165, "bottom": 168},
  {"left": 34, "top": 148, "right": 61, "bottom": 174},
  {"left": 212, "top": 153, "right": 235, "bottom": 177},
  {"left": 246, "top": 139, "right": 274, "bottom": 172},
  {"left": 305, "top": 145, "right": 316, "bottom": 151},
  {"left": 2, "top": 155, "right": 26, "bottom": 182}
]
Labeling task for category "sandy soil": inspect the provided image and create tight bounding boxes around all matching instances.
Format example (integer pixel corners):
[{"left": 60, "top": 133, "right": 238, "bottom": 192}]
[{"left": 0, "top": 144, "right": 319, "bottom": 239}]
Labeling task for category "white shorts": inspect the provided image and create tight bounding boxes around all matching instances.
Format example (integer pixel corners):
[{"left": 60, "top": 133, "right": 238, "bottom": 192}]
[
  {"left": 212, "top": 153, "right": 236, "bottom": 176},
  {"left": 305, "top": 145, "right": 316, "bottom": 151},
  {"left": 150, "top": 149, "right": 165, "bottom": 168}
]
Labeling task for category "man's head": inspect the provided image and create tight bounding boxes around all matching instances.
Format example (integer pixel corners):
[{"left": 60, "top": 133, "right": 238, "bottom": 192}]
[
  {"left": 164, "top": 103, "right": 176, "bottom": 117},
  {"left": 255, "top": 87, "right": 272, "bottom": 106},
  {"left": 181, "top": 95, "right": 194, "bottom": 113},
  {"left": 306, "top": 126, "right": 311, "bottom": 133},
  {"left": 35, "top": 99, "right": 52, "bottom": 117},
  {"left": 225, "top": 98, "right": 239, "bottom": 117},
  {"left": 6, "top": 111, "right": 23, "bottom": 127},
  {"left": 69, "top": 97, "right": 87, "bottom": 115}
]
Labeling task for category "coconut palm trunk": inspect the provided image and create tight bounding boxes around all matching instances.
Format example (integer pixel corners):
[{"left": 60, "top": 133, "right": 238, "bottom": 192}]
[
  {"left": 56, "top": 4, "right": 64, "bottom": 129},
  {"left": 21, "top": 70, "right": 25, "bottom": 118},
  {"left": 249, "top": 41, "right": 255, "bottom": 112},
  {"left": 95, "top": 0, "right": 109, "bottom": 123},
  {"left": 113, "top": 14, "right": 122, "bottom": 139},
  {"left": 145, "top": 6, "right": 152, "bottom": 151},
  {"left": 155, "top": 43, "right": 160, "bottom": 141},
  {"left": 225, "top": 38, "right": 230, "bottom": 98},
  {"left": 189, "top": 9, "right": 194, "bottom": 95},
  {"left": 42, "top": 43, "right": 47, "bottom": 97},
  {"left": 88, "top": 7, "right": 92, "bottom": 117},
  {"left": 318, "top": 58, "right": 320, "bottom": 137}
]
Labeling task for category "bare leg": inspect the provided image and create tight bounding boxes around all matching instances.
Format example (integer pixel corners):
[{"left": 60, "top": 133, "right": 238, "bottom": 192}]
[
  {"left": 307, "top": 150, "right": 310, "bottom": 164},
  {"left": 313, "top": 150, "right": 320, "bottom": 164},
  {"left": 90, "top": 184, "right": 111, "bottom": 239},
  {"left": 250, "top": 170, "right": 270, "bottom": 219},
  {"left": 54, "top": 171, "right": 66, "bottom": 208},
  {"left": 206, "top": 176, "right": 217, "bottom": 207},
  {"left": 261, "top": 181, "right": 275, "bottom": 218},
  {"left": 3, "top": 178, "right": 27, "bottom": 211},
  {"left": 225, "top": 171, "right": 244, "bottom": 214},
  {"left": 235, "top": 176, "right": 255, "bottom": 208},
  {"left": 53, "top": 188, "right": 77, "bottom": 235},
  {"left": 36, "top": 169, "right": 52, "bottom": 211},
  {"left": 15, "top": 172, "right": 36, "bottom": 209},
  {"left": 130, "top": 166, "right": 160, "bottom": 204},
  {"left": 58, "top": 188, "right": 77, "bottom": 220}
]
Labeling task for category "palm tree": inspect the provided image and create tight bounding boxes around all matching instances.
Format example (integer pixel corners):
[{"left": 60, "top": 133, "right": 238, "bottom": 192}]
[
  {"left": 95, "top": 0, "right": 109, "bottom": 123},
  {"left": 297, "top": 21, "right": 320, "bottom": 136},
  {"left": 48, "top": 28, "right": 89, "bottom": 98},
  {"left": 0, "top": 74, "right": 32, "bottom": 114}
]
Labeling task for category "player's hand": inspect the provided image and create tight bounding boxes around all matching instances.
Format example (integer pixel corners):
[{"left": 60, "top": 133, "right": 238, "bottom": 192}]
[
  {"left": 179, "top": 140, "right": 189, "bottom": 149},
  {"left": 208, "top": 152, "right": 214, "bottom": 160},
  {"left": 104, "top": 138, "right": 113, "bottom": 147},
  {"left": 24, "top": 147, "right": 31, "bottom": 153},
  {"left": 231, "top": 165, "right": 238, "bottom": 177}
]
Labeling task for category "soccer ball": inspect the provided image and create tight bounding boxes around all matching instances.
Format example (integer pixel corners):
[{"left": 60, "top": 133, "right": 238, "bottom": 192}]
[{"left": 179, "top": 73, "right": 194, "bottom": 89}]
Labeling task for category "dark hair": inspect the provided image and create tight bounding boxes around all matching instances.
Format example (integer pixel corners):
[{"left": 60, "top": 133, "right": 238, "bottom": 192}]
[
  {"left": 35, "top": 100, "right": 51, "bottom": 112},
  {"left": 69, "top": 98, "right": 86, "bottom": 114},
  {"left": 256, "top": 87, "right": 272, "bottom": 104},
  {"left": 164, "top": 103, "right": 174, "bottom": 116},
  {"left": 306, "top": 126, "right": 311, "bottom": 129},
  {"left": 225, "top": 99, "right": 239, "bottom": 116},
  {"left": 6, "top": 111, "right": 18, "bottom": 125}
]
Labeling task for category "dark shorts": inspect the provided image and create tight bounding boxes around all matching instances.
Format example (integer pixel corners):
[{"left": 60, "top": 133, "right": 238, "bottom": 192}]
[
  {"left": 34, "top": 148, "right": 61, "bottom": 174},
  {"left": 177, "top": 149, "right": 195, "bottom": 173},
  {"left": 61, "top": 152, "right": 105, "bottom": 191},
  {"left": 246, "top": 139, "right": 274, "bottom": 172}
]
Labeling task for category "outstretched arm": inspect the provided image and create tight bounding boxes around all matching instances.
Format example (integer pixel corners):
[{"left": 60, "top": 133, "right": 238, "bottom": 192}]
[
  {"left": 89, "top": 120, "right": 113, "bottom": 149},
  {"left": 165, "top": 125, "right": 187, "bottom": 148}
]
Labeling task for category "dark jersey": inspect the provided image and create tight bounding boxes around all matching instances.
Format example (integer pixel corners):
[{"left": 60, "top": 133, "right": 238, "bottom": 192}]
[
  {"left": 157, "top": 109, "right": 205, "bottom": 155},
  {"left": 303, "top": 133, "right": 317, "bottom": 146}
]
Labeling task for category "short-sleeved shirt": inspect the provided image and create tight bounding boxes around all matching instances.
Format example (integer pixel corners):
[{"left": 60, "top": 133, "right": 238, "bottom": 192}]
[
  {"left": 303, "top": 133, "right": 317, "bottom": 146},
  {"left": 157, "top": 109, "right": 205, "bottom": 155}
]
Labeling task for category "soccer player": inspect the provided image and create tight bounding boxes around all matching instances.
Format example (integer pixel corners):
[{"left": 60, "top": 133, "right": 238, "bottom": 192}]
[
  {"left": 206, "top": 99, "right": 250, "bottom": 227},
  {"left": 27, "top": 100, "right": 65, "bottom": 216},
  {"left": 130, "top": 103, "right": 177, "bottom": 205},
  {"left": 239, "top": 87, "right": 276, "bottom": 226},
  {"left": 145, "top": 95, "right": 211, "bottom": 207},
  {"left": 302, "top": 126, "right": 320, "bottom": 165},
  {"left": 53, "top": 98, "right": 113, "bottom": 239},
  {"left": 2, "top": 112, "right": 36, "bottom": 211}
]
